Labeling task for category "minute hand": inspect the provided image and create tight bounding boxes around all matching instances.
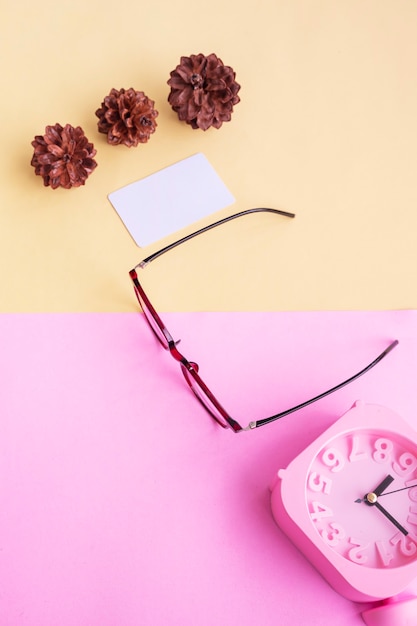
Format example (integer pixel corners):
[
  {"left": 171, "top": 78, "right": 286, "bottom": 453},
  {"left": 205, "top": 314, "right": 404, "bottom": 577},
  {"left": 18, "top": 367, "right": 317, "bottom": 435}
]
[{"left": 371, "top": 500, "right": 409, "bottom": 536}]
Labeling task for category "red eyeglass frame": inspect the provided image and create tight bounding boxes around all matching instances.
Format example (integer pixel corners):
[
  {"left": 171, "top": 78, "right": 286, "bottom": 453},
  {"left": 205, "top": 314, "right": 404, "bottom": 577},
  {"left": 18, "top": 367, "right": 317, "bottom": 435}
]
[{"left": 129, "top": 207, "right": 398, "bottom": 433}]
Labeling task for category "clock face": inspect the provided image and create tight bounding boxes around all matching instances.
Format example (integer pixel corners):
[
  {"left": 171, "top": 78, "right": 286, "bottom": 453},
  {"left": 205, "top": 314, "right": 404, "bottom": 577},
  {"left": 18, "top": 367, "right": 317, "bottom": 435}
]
[{"left": 306, "top": 428, "right": 417, "bottom": 569}]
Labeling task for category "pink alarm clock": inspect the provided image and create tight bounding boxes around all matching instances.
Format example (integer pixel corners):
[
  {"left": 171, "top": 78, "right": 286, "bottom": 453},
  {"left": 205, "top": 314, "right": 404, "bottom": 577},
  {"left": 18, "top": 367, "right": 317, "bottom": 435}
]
[{"left": 270, "top": 401, "right": 417, "bottom": 625}]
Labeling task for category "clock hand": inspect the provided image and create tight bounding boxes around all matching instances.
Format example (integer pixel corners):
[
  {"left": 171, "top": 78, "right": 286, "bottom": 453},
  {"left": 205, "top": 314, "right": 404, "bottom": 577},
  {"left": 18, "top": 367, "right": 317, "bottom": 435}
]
[
  {"left": 370, "top": 499, "right": 409, "bottom": 536},
  {"left": 360, "top": 476, "right": 408, "bottom": 534},
  {"left": 373, "top": 474, "right": 395, "bottom": 496},
  {"left": 379, "top": 482, "right": 417, "bottom": 497},
  {"left": 355, "top": 474, "right": 409, "bottom": 534},
  {"left": 354, "top": 475, "right": 394, "bottom": 503}
]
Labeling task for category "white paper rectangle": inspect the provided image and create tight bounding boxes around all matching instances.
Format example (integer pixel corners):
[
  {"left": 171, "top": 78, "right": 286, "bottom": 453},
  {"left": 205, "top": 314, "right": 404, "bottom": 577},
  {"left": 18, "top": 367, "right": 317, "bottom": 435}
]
[{"left": 108, "top": 153, "right": 235, "bottom": 247}]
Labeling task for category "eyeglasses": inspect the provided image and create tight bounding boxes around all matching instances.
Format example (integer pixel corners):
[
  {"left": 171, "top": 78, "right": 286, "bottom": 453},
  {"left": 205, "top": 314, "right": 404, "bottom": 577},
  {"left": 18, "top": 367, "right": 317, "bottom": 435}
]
[{"left": 129, "top": 207, "right": 398, "bottom": 433}]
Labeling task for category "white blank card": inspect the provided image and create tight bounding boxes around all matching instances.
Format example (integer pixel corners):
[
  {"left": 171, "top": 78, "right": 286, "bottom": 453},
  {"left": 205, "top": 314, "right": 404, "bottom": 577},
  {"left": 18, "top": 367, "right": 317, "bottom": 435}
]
[{"left": 108, "top": 153, "right": 235, "bottom": 247}]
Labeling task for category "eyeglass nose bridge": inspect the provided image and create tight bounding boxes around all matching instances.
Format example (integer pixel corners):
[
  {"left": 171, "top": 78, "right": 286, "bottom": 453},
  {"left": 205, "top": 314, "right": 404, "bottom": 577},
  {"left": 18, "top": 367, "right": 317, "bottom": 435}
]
[
  {"left": 171, "top": 346, "right": 202, "bottom": 392},
  {"left": 167, "top": 340, "right": 199, "bottom": 372}
]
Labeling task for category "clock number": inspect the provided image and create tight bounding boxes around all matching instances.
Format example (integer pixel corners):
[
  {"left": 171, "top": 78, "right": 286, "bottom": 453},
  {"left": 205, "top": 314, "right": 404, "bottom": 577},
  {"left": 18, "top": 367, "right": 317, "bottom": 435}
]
[
  {"left": 391, "top": 531, "right": 417, "bottom": 557},
  {"left": 322, "top": 447, "right": 345, "bottom": 473},
  {"left": 308, "top": 472, "right": 332, "bottom": 495},
  {"left": 310, "top": 501, "right": 333, "bottom": 522},
  {"left": 373, "top": 438, "right": 394, "bottom": 463},
  {"left": 393, "top": 452, "right": 417, "bottom": 477},
  {"left": 320, "top": 523, "right": 346, "bottom": 547},
  {"left": 406, "top": 479, "right": 417, "bottom": 502},
  {"left": 407, "top": 503, "right": 417, "bottom": 528},
  {"left": 349, "top": 435, "right": 367, "bottom": 462},
  {"left": 376, "top": 540, "right": 395, "bottom": 566},
  {"left": 348, "top": 538, "right": 369, "bottom": 564}
]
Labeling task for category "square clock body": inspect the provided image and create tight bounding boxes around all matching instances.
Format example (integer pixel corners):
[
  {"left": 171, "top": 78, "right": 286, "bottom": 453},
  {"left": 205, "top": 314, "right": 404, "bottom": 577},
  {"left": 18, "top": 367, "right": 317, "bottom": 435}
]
[{"left": 270, "top": 402, "right": 417, "bottom": 623}]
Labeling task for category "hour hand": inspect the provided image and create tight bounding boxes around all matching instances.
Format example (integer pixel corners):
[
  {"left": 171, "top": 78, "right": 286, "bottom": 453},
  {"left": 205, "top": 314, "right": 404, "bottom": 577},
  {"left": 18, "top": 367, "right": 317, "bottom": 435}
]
[
  {"left": 373, "top": 474, "right": 395, "bottom": 497},
  {"left": 355, "top": 475, "right": 394, "bottom": 503},
  {"left": 361, "top": 475, "right": 408, "bottom": 536}
]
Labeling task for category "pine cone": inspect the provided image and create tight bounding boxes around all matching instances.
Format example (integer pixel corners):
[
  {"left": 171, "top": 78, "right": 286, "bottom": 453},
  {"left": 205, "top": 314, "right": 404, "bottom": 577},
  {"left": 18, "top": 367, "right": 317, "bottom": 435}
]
[
  {"left": 167, "top": 53, "right": 241, "bottom": 130},
  {"left": 31, "top": 123, "right": 98, "bottom": 189},
  {"left": 95, "top": 88, "right": 158, "bottom": 147}
]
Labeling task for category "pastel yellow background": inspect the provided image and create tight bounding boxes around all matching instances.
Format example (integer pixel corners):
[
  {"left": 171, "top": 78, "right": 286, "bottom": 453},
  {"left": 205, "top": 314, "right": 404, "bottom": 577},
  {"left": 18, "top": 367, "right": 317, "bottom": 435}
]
[{"left": 1, "top": 0, "right": 416, "bottom": 313}]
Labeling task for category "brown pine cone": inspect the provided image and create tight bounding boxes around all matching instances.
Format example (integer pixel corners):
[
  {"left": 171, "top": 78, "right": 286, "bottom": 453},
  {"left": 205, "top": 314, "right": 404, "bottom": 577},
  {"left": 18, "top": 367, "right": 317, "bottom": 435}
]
[
  {"left": 31, "top": 123, "right": 98, "bottom": 189},
  {"left": 95, "top": 88, "right": 158, "bottom": 147},
  {"left": 167, "top": 53, "right": 241, "bottom": 130}
]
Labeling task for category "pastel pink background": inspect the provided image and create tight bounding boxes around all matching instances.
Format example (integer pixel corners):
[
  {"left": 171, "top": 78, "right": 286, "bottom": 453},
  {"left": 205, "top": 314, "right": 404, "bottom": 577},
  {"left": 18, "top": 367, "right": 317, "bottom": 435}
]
[{"left": 1, "top": 310, "right": 417, "bottom": 625}]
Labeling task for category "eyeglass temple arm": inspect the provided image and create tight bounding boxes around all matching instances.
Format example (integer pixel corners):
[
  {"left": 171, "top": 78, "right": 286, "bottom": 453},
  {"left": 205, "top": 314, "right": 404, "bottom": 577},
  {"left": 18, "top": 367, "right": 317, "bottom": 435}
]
[
  {"left": 246, "top": 339, "right": 399, "bottom": 430},
  {"left": 138, "top": 207, "right": 295, "bottom": 268}
]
